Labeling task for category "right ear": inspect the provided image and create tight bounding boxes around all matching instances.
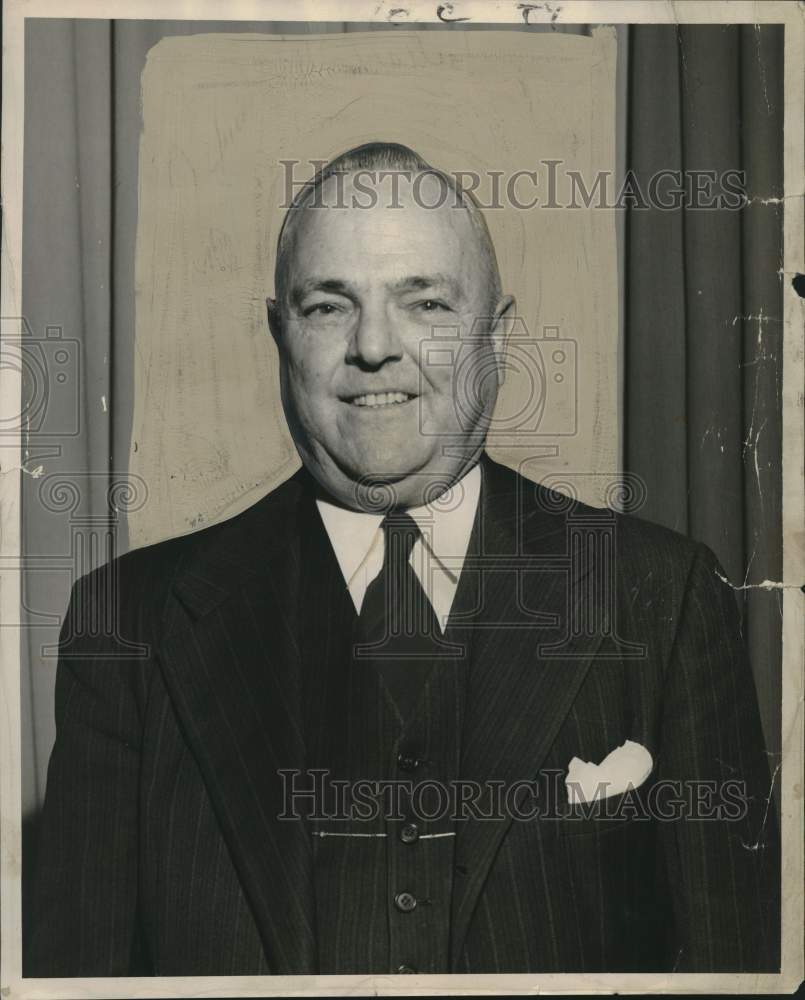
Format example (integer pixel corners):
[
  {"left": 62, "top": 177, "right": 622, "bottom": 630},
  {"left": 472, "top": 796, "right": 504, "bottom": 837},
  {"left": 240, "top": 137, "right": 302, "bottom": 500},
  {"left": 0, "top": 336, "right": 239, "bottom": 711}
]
[
  {"left": 266, "top": 297, "right": 282, "bottom": 348},
  {"left": 489, "top": 294, "right": 516, "bottom": 385}
]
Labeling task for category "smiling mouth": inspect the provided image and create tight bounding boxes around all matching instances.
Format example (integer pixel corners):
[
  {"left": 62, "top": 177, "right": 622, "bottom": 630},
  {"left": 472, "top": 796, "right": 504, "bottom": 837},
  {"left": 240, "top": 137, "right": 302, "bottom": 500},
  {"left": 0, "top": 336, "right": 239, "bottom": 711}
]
[{"left": 347, "top": 391, "right": 417, "bottom": 408}]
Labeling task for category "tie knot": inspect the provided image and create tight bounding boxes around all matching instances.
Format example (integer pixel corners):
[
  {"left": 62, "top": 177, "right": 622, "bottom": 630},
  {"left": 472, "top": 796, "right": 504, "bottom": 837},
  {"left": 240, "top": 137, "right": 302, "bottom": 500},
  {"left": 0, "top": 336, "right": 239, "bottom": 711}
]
[{"left": 382, "top": 511, "right": 421, "bottom": 567}]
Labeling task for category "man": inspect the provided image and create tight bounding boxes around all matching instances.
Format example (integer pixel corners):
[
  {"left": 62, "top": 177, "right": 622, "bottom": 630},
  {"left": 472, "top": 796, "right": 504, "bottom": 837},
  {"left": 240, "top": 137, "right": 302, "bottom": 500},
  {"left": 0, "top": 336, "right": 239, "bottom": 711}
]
[{"left": 26, "top": 142, "right": 779, "bottom": 976}]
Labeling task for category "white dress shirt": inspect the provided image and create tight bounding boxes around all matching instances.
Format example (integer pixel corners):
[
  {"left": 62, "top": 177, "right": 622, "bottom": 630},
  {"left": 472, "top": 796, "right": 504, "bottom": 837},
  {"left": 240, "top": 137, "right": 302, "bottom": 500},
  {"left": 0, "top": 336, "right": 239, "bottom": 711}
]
[{"left": 315, "top": 464, "right": 481, "bottom": 633}]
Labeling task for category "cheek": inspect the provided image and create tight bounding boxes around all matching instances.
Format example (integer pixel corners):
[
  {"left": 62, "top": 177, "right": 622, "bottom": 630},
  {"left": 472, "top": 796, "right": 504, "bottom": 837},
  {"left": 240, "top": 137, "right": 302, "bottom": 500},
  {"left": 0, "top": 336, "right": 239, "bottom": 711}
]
[{"left": 286, "top": 339, "right": 336, "bottom": 394}]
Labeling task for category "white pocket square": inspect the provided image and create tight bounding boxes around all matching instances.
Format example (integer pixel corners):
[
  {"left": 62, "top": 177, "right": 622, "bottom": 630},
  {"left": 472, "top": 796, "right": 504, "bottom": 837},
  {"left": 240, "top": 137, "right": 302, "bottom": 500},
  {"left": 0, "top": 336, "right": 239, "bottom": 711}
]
[{"left": 565, "top": 739, "right": 653, "bottom": 805}]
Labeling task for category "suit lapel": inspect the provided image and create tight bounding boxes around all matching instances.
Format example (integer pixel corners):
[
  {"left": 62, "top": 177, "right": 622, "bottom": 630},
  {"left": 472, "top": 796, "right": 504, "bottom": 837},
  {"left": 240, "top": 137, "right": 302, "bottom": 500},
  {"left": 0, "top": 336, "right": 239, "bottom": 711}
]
[
  {"left": 153, "top": 456, "right": 613, "bottom": 971},
  {"left": 158, "top": 471, "right": 318, "bottom": 974},
  {"left": 450, "top": 457, "right": 605, "bottom": 966}
]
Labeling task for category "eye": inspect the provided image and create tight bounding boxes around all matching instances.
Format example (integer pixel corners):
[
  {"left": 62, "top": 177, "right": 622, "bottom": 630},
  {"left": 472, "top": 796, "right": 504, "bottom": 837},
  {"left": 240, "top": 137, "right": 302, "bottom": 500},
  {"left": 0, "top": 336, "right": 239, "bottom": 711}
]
[
  {"left": 417, "top": 299, "right": 451, "bottom": 312},
  {"left": 303, "top": 303, "right": 340, "bottom": 317}
]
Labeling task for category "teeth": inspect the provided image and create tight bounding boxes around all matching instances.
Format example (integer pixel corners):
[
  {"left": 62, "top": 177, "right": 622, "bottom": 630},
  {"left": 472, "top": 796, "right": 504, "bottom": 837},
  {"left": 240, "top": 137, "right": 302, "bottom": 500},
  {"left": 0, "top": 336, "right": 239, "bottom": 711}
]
[{"left": 351, "top": 391, "right": 413, "bottom": 407}]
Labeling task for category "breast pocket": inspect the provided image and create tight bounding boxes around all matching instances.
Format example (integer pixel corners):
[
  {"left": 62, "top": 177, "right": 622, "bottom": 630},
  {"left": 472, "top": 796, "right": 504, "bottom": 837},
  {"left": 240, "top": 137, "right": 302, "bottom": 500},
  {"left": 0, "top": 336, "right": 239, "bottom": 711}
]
[{"left": 550, "top": 779, "right": 657, "bottom": 840}]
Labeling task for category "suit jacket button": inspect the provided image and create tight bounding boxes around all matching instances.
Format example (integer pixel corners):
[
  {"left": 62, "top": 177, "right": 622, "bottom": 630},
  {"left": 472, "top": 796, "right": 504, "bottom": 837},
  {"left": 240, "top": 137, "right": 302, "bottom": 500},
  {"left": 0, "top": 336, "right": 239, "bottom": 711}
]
[
  {"left": 394, "top": 891, "right": 417, "bottom": 913},
  {"left": 400, "top": 822, "right": 419, "bottom": 844},
  {"left": 396, "top": 964, "right": 417, "bottom": 974}
]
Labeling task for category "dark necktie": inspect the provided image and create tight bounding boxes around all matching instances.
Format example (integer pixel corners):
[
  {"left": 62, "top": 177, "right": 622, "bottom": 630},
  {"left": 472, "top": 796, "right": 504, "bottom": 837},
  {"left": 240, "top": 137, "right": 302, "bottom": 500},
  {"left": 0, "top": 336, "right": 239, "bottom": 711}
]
[{"left": 354, "top": 512, "right": 441, "bottom": 722}]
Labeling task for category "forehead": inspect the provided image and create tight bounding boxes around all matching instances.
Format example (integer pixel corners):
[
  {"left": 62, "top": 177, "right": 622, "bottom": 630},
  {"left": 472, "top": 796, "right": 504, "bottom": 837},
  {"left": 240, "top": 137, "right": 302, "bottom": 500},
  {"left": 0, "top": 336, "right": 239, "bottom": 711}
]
[{"left": 285, "top": 171, "right": 484, "bottom": 283}]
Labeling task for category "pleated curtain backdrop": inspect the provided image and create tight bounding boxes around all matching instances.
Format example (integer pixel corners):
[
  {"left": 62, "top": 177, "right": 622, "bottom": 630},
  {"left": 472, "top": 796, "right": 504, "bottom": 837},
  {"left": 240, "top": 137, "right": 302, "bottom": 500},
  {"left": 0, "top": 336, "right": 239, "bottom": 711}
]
[{"left": 625, "top": 24, "right": 783, "bottom": 771}]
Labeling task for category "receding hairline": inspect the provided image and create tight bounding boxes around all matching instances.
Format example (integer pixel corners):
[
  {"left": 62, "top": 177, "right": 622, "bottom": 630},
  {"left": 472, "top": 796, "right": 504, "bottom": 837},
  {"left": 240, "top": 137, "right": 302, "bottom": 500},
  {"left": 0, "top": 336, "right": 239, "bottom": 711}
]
[{"left": 274, "top": 142, "right": 503, "bottom": 311}]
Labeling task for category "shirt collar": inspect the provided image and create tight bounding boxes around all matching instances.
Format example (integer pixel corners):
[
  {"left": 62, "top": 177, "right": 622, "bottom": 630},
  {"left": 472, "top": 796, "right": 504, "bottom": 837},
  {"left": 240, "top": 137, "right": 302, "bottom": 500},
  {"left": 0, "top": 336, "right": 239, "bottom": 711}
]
[{"left": 315, "top": 462, "right": 481, "bottom": 601}]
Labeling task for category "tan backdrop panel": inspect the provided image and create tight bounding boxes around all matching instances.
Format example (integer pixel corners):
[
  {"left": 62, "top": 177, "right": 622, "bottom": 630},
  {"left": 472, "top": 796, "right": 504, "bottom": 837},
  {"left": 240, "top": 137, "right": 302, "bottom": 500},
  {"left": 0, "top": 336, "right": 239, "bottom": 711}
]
[{"left": 130, "top": 28, "right": 618, "bottom": 548}]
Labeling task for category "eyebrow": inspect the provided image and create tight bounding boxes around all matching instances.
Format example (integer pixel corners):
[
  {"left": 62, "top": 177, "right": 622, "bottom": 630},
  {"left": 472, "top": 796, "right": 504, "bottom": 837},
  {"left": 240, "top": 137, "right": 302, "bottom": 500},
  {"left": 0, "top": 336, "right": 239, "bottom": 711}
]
[
  {"left": 291, "top": 273, "right": 463, "bottom": 306},
  {"left": 290, "top": 278, "right": 352, "bottom": 307},
  {"left": 390, "top": 274, "right": 462, "bottom": 297}
]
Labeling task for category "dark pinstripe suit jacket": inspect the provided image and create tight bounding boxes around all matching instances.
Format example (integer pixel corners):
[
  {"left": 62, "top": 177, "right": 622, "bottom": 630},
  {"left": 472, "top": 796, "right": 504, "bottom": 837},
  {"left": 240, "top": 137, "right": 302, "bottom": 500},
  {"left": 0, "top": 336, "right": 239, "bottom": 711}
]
[{"left": 25, "top": 455, "right": 779, "bottom": 976}]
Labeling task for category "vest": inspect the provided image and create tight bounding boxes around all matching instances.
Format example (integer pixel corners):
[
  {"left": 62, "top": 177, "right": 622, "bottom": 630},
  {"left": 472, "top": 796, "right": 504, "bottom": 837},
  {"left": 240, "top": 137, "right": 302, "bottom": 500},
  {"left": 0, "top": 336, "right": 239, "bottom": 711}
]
[{"left": 298, "top": 492, "right": 477, "bottom": 974}]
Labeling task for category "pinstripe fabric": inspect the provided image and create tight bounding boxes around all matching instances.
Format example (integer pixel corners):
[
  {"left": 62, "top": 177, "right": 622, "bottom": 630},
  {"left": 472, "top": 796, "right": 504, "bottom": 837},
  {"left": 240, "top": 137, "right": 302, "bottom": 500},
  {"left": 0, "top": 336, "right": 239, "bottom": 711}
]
[
  {"left": 453, "top": 461, "right": 779, "bottom": 971},
  {"left": 25, "top": 456, "right": 779, "bottom": 975},
  {"left": 302, "top": 500, "right": 395, "bottom": 973},
  {"left": 302, "top": 498, "right": 468, "bottom": 974},
  {"left": 140, "top": 680, "right": 271, "bottom": 974}
]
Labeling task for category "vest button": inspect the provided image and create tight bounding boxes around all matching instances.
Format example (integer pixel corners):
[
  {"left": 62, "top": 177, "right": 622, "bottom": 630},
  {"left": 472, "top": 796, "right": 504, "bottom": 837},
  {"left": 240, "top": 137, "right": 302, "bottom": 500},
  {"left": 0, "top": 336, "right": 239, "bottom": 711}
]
[
  {"left": 394, "top": 891, "right": 417, "bottom": 913},
  {"left": 396, "top": 964, "right": 417, "bottom": 974},
  {"left": 397, "top": 750, "right": 421, "bottom": 772},
  {"left": 400, "top": 822, "right": 420, "bottom": 844}
]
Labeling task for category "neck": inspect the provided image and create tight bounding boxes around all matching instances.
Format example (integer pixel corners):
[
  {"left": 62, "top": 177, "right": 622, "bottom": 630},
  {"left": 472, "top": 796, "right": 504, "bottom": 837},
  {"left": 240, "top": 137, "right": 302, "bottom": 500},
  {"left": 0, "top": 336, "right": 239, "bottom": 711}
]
[{"left": 297, "top": 456, "right": 484, "bottom": 513}]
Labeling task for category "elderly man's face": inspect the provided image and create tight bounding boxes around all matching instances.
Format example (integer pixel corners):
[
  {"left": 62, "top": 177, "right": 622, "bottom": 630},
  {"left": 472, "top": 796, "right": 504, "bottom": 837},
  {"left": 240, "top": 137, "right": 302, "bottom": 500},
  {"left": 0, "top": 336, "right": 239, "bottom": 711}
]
[{"left": 268, "top": 172, "right": 513, "bottom": 509}]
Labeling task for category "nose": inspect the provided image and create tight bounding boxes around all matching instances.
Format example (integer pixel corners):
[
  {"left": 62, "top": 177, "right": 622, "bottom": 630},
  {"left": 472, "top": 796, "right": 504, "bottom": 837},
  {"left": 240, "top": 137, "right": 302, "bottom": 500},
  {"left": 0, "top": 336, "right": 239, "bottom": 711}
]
[{"left": 346, "top": 301, "right": 403, "bottom": 369}]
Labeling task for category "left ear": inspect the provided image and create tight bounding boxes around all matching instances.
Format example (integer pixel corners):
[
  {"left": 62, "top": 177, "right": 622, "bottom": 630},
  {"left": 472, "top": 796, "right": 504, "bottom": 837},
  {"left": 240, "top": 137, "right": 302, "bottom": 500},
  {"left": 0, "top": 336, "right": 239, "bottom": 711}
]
[
  {"left": 489, "top": 295, "right": 516, "bottom": 385},
  {"left": 266, "top": 296, "right": 283, "bottom": 349}
]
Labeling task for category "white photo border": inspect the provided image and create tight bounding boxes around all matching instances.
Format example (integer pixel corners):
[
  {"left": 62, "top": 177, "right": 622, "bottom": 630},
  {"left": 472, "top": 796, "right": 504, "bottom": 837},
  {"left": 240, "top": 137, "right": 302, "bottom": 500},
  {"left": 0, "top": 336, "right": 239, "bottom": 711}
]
[{"left": 1, "top": 1, "right": 802, "bottom": 996}]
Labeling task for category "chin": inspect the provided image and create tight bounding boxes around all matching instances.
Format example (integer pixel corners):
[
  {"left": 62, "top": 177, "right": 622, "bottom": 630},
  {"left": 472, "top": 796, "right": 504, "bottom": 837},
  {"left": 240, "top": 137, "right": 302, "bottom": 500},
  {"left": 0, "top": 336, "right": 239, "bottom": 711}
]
[
  {"left": 341, "top": 437, "right": 425, "bottom": 477},
  {"left": 347, "top": 453, "right": 426, "bottom": 483}
]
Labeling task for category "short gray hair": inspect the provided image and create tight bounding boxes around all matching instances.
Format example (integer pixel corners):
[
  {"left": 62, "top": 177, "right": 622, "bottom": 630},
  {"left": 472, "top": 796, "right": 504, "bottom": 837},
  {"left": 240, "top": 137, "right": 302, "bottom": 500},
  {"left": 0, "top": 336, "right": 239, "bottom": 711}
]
[{"left": 274, "top": 141, "right": 503, "bottom": 313}]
